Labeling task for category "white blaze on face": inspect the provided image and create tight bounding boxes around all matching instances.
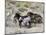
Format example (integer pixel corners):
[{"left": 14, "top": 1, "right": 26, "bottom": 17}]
[{"left": 19, "top": 17, "right": 23, "bottom": 21}]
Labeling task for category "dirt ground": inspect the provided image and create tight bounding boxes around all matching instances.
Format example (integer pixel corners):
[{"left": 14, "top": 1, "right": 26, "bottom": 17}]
[{"left": 5, "top": 23, "right": 44, "bottom": 34}]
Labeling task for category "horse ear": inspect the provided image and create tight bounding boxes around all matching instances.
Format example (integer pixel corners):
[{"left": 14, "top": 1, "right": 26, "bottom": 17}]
[{"left": 15, "top": 13, "right": 20, "bottom": 17}]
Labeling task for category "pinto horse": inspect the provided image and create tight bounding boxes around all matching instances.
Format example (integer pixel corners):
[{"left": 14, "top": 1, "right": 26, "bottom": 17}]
[{"left": 14, "top": 13, "right": 32, "bottom": 28}]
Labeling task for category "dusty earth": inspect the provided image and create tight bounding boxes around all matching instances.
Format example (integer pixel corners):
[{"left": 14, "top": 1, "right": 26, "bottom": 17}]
[{"left": 6, "top": 23, "right": 44, "bottom": 34}]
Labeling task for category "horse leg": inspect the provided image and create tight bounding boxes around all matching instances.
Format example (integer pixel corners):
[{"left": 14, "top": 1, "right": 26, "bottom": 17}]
[
  {"left": 28, "top": 21, "right": 31, "bottom": 28},
  {"left": 19, "top": 20, "right": 22, "bottom": 28}
]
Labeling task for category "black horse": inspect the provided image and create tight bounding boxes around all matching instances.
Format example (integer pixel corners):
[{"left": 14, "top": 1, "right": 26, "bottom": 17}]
[{"left": 27, "top": 12, "right": 42, "bottom": 23}]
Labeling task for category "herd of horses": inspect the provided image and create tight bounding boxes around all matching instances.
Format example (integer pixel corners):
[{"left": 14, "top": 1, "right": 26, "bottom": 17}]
[{"left": 14, "top": 12, "right": 42, "bottom": 28}]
